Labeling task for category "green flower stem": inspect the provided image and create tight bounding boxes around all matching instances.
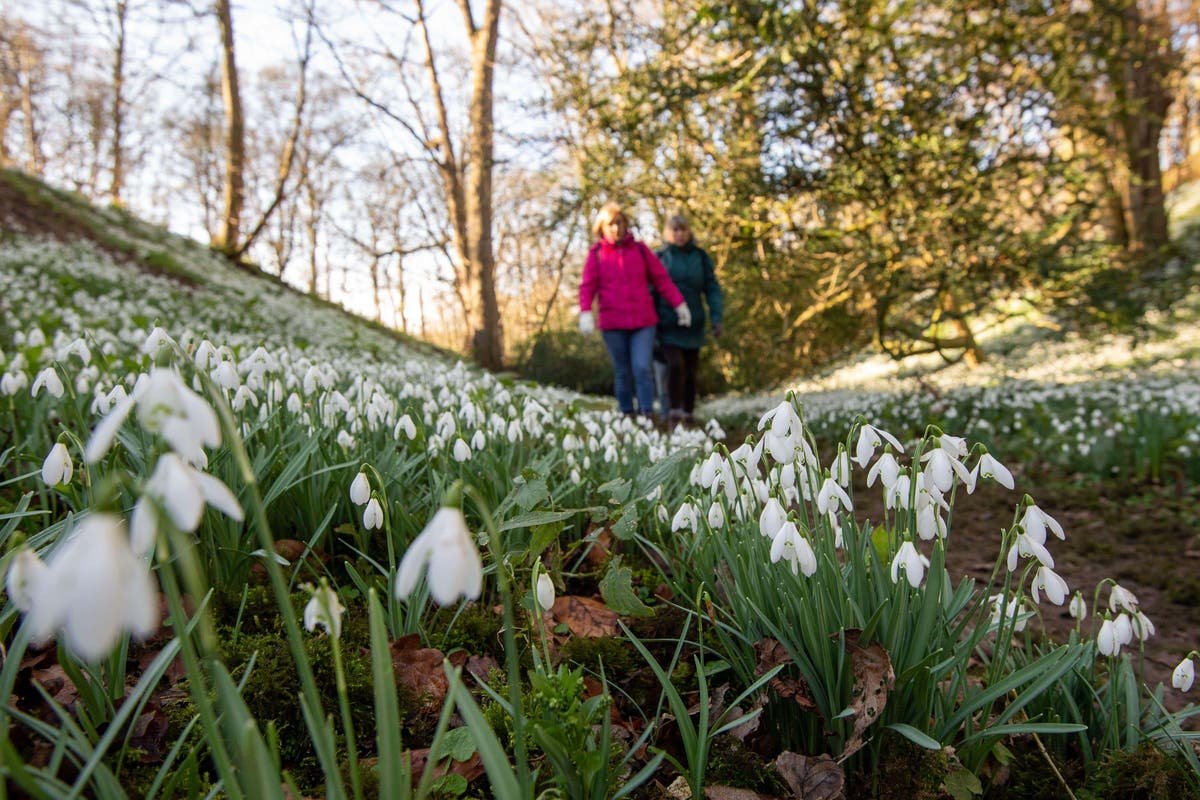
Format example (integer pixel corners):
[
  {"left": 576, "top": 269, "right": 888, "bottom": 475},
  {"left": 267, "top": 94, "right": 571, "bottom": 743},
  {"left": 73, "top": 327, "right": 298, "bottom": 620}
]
[
  {"left": 464, "top": 483, "right": 532, "bottom": 797},
  {"left": 157, "top": 533, "right": 245, "bottom": 800},
  {"left": 330, "top": 634, "right": 365, "bottom": 800}
]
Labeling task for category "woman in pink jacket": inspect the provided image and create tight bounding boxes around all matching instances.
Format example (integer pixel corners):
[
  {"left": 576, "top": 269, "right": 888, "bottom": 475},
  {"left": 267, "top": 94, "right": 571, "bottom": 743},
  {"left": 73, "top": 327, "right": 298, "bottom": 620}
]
[{"left": 579, "top": 202, "right": 690, "bottom": 415}]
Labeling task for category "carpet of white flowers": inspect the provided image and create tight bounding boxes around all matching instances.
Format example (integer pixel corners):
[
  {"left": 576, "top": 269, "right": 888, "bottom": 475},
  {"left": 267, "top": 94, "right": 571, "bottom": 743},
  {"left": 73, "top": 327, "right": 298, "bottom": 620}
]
[{"left": 4, "top": 234, "right": 1200, "bottom": 797}]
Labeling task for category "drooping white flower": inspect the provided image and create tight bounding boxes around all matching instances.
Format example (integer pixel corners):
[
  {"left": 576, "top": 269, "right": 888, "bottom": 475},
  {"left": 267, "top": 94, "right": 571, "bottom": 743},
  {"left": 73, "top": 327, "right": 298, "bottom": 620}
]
[
  {"left": 471, "top": 430, "right": 486, "bottom": 451},
  {"left": 890, "top": 541, "right": 927, "bottom": 588},
  {"left": 853, "top": 423, "right": 904, "bottom": 468},
  {"left": 41, "top": 442, "right": 73, "bottom": 486},
  {"left": 1173, "top": 657, "right": 1195, "bottom": 692},
  {"left": 938, "top": 434, "right": 968, "bottom": 459},
  {"left": 535, "top": 572, "right": 555, "bottom": 611},
  {"left": 1069, "top": 592, "right": 1088, "bottom": 620},
  {"left": 830, "top": 446, "right": 851, "bottom": 488},
  {"left": 142, "top": 327, "right": 176, "bottom": 356},
  {"left": 769, "top": 521, "right": 817, "bottom": 577},
  {"left": 759, "top": 497, "right": 787, "bottom": 539},
  {"left": 973, "top": 453, "right": 1014, "bottom": 491},
  {"left": 336, "top": 430, "right": 355, "bottom": 449},
  {"left": 349, "top": 472, "right": 371, "bottom": 505},
  {"left": 707, "top": 501, "right": 726, "bottom": 530},
  {"left": 1131, "top": 611, "right": 1155, "bottom": 641},
  {"left": 915, "top": 503, "right": 947, "bottom": 541},
  {"left": 671, "top": 502, "right": 698, "bottom": 532},
  {"left": 989, "top": 593, "right": 1029, "bottom": 633},
  {"left": 919, "top": 448, "right": 972, "bottom": 493},
  {"left": 212, "top": 360, "right": 241, "bottom": 390},
  {"left": 1108, "top": 583, "right": 1139, "bottom": 614},
  {"left": 816, "top": 476, "right": 852, "bottom": 515},
  {"left": 304, "top": 582, "right": 345, "bottom": 639},
  {"left": 31, "top": 367, "right": 65, "bottom": 399},
  {"left": 396, "top": 414, "right": 417, "bottom": 440},
  {"left": 1114, "top": 613, "right": 1133, "bottom": 647},
  {"left": 395, "top": 506, "right": 483, "bottom": 606},
  {"left": 453, "top": 438, "right": 472, "bottom": 462},
  {"left": 363, "top": 498, "right": 384, "bottom": 530},
  {"left": 5, "top": 548, "right": 47, "bottom": 612},
  {"left": 131, "top": 453, "right": 244, "bottom": 556},
  {"left": 1031, "top": 566, "right": 1068, "bottom": 606},
  {"left": 1006, "top": 529, "right": 1055, "bottom": 572},
  {"left": 866, "top": 452, "right": 901, "bottom": 490},
  {"left": 85, "top": 367, "right": 221, "bottom": 467},
  {"left": 1020, "top": 504, "right": 1065, "bottom": 542},
  {"left": 23, "top": 514, "right": 159, "bottom": 662}
]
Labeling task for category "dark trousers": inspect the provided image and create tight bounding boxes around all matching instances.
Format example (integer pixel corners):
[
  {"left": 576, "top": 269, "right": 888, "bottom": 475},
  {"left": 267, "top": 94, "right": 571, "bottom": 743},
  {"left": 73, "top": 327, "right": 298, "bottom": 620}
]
[{"left": 661, "top": 345, "right": 700, "bottom": 414}]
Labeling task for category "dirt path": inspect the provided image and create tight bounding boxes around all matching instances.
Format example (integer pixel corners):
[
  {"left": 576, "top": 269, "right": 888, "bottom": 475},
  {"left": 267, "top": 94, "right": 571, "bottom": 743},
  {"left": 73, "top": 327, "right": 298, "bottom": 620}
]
[{"left": 852, "top": 468, "right": 1200, "bottom": 709}]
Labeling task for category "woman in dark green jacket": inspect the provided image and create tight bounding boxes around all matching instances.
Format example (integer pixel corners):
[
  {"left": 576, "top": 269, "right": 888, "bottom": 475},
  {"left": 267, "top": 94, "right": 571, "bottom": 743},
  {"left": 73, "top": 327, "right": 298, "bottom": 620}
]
[{"left": 654, "top": 214, "right": 724, "bottom": 424}]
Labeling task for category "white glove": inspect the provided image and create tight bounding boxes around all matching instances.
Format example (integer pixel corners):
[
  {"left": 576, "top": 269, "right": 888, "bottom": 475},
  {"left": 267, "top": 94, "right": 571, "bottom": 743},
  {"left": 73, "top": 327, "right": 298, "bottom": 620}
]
[
  {"left": 674, "top": 303, "right": 692, "bottom": 327},
  {"left": 579, "top": 311, "right": 595, "bottom": 334}
]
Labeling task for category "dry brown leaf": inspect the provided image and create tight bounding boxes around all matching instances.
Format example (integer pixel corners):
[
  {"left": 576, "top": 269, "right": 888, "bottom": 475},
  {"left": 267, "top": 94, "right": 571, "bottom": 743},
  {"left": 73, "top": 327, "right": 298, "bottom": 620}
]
[
  {"left": 407, "top": 746, "right": 485, "bottom": 784},
  {"left": 754, "top": 638, "right": 817, "bottom": 711},
  {"left": 465, "top": 653, "right": 498, "bottom": 682},
  {"left": 31, "top": 664, "right": 78, "bottom": 707},
  {"left": 775, "top": 751, "right": 845, "bottom": 799},
  {"left": 704, "top": 786, "right": 780, "bottom": 800},
  {"left": 840, "top": 630, "right": 894, "bottom": 759},
  {"left": 390, "top": 634, "right": 448, "bottom": 709},
  {"left": 582, "top": 525, "right": 614, "bottom": 570},
  {"left": 550, "top": 595, "right": 619, "bottom": 637}
]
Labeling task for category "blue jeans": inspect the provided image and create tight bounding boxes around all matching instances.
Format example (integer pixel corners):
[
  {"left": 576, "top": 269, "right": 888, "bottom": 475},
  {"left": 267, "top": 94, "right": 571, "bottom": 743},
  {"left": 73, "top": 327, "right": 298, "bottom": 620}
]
[{"left": 601, "top": 327, "right": 656, "bottom": 414}]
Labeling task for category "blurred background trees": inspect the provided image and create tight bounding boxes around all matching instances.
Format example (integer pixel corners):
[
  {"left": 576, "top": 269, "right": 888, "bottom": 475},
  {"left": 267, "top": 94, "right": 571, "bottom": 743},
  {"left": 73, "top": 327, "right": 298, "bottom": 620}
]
[{"left": 2, "top": 0, "right": 1197, "bottom": 388}]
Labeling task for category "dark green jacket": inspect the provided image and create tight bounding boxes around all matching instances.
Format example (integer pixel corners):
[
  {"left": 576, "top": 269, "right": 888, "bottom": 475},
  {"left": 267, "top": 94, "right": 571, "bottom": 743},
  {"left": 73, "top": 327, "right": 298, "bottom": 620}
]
[{"left": 653, "top": 242, "right": 724, "bottom": 349}]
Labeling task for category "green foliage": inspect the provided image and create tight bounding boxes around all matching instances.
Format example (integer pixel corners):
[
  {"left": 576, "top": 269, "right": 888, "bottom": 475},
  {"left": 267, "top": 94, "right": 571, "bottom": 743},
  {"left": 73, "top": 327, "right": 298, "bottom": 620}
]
[{"left": 518, "top": 329, "right": 613, "bottom": 395}]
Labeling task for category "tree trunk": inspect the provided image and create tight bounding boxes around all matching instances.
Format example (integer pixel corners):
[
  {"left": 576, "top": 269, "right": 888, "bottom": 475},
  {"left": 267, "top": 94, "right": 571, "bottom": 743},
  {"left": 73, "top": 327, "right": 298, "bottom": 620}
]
[
  {"left": 214, "top": 0, "right": 245, "bottom": 255},
  {"left": 465, "top": 0, "right": 504, "bottom": 370},
  {"left": 1113, "top": 1, "right": 1178, "bottom": 265},
  {"left": 109, "top": 0, "right": 128, "bottom": 204}
]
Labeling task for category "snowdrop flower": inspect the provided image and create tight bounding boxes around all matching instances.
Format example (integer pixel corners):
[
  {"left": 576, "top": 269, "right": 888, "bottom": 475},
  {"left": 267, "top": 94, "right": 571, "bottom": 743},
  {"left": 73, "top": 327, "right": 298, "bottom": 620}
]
[
  {"left": 938, "top": 434, "right": 968, "bottom": 459},
  {"left": 1006, "top": 529, "right": 1055, "bottom": 572},
  {"left": 31, "top": 367, "right": 64, "bottom": 399},
  {"left": 471, "top": 430, "right": 486, "bottom": 451},
  {"left": 866, "top": 452, "right": 901, "bottom": 490},
  {"left": 816, "top": 476, "right": 852, "bottom": 515},
  {"left": 363, "top": 498, "right": 384, "bottom": 530},
  {"left": 885, "top": 474, "right": 912, "bottom": 510},
  {"left": 6, "top": 548, "right": 47, "bottom": 612},
  {"left": 919, "top": 448, "right": 971, "bottom": 493},
  {"left": 672, "top": 502, "right": 699, "bottom": 532},
  {"left": 830, "top": 446, "right": 851, "bottom": 487},
  {"left": 853, "top": 423, "right": 903, "bottom": 468},
  {"left": 1020, "top": 504, "right": 1065, "bottom": 542},
  {"left": 131, "top": 453, "right": 244, "bottom": 556},
  {"left": 41, "top": 442, "right": 73, "bottom": 486},
  {"left": 759, "top": 497, "right": 787, "bottom": 539},
  {"left": 1, "top": 372, "right": 27, "bottom": 396},
  {"left": 1069, "top": 592, "right": 1087, "bottom": 620},
  {"left": 395, "top": 414, "right": 417, "bottom": 440},
  {"left": 770, "top": 521, "right": 817, "bottom": 577},
  {"left": 85, "top": 367, "right": 220, "bottom": 467},
  {"left": 142, "top": 327, "right": 176, "bottom": 356},
  {"left": 304, "top": 581, "right": 345, "bottom": 639},
  {"left": 336, "top": 430, "right": 355, "bottom": 449},
  {"left": 349, "top": 472, "right": 371, "bottom": 505},
  {"left": 990, "top": 593, "right": 1029, "bottom": 633},
  {"left": 707, "top": 501, "right": 726, "bottom": 530},
  {"left": 535, "top": 572, "right": 555, "bottom": 611},
  {"left": 453, "top": 438, "right": 472, "bottom": 462},
  {"left": 212, "top": 360, "right": 240, "bottom": 390},
  {"left": 890, "top": 541, "right": 927, "bottom": 588},
  {"left": 1114, "top": 613, "right": 1133, "bottom": 647},
  {"left": 915, "top": 503, "right": 947, "bottom": 540},
  {"left": 1131, "top": 611, "right": 1155, "bottom": 642},
  {"left": 395, "top": 505, "right": 483, "bottom": 606},
  {"left": 972, "top": 452, "right": 1014, "bottom": 491},
  {"left": 1108, "top": 583, "right": 1139, "bottom": 614},
  {"left": 23, "top": 514, "right": 159, "bottom": 662},
  {"left": 60, "top": 337, "right": 91, "bottom": 364},
  {"left": 1031, "top": 566, "right": 1068, "bottom": 606},
  {"left": 1173, "top": 657, "right": 1195, "bottom": 692}
]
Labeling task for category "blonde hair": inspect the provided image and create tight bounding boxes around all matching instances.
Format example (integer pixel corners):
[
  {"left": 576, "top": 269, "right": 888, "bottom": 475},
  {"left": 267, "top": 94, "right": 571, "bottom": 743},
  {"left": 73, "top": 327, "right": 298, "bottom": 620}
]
[
  {"left": 592, "top": 202, "right": 629, "bottom": 238},
  {"left": 663, "top": 213, "right": 692, "bottom": 241}
]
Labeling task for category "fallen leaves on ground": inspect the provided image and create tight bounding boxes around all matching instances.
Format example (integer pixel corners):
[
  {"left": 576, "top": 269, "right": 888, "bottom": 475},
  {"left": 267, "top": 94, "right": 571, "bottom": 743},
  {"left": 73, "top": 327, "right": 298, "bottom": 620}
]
[
  {"left": 775, "top": 751, "right": 845, "bottom": 799},
  {"left": 390, "top": 633, "right": 449, "bottom": 709},
  {"left": 840, "top": 630, "right": 894, "bottom": 759},
  {"left": 754, "top": 638, "right": 817, "bottom": 711},
  {"left": 549, "top": 595, "right": 620, "bottom": 637}
]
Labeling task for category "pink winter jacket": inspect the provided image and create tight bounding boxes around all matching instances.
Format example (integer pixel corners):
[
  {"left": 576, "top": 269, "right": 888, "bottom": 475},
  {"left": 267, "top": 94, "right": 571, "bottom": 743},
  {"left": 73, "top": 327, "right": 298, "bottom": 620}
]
[{"left": 579, "top": 235, "right": 685, "bottom": 331}]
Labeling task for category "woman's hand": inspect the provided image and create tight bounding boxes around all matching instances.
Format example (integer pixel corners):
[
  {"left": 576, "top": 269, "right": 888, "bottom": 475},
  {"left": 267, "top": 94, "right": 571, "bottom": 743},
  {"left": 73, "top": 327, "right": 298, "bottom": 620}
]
[
  {"left": 674, "top": 303, "right": 692, "bottom": 327},
  {"left": 579, "top": 311, "right": 595, "bottom": 334}
]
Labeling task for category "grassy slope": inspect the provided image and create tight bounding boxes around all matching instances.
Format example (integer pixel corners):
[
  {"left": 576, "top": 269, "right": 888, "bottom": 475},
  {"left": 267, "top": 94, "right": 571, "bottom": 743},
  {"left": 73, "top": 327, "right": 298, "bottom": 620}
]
[{"left": 0, "top": 167, "right": 452, "bottom": 362}]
